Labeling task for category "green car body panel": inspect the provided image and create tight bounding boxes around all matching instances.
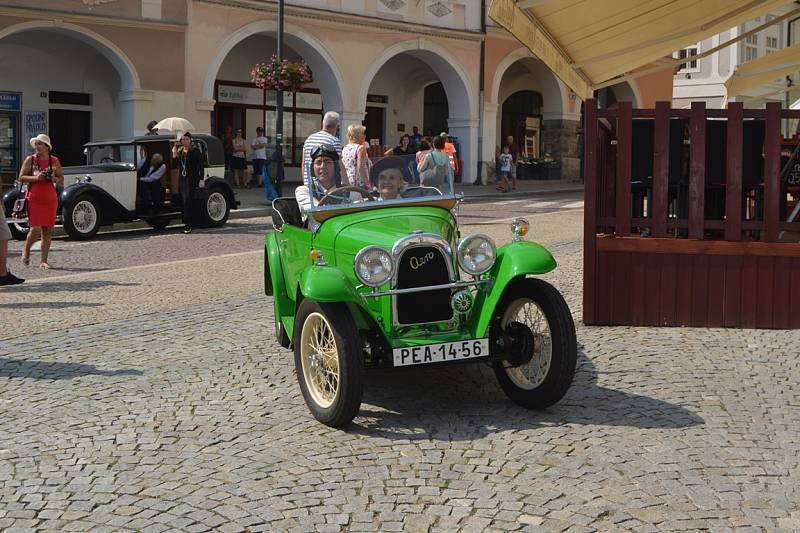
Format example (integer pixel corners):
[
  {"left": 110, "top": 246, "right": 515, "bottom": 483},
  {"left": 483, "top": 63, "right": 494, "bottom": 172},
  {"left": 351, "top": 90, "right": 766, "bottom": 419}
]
[{"left": 265, "top": 204, "right": 556, "bottom": 347}]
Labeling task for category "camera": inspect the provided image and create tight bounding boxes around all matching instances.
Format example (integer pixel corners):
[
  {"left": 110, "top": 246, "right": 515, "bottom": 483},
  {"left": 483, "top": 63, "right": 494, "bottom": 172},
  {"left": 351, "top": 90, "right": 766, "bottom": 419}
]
[{"left": 41, "top": 168, "right": 53, "bottom": 182}]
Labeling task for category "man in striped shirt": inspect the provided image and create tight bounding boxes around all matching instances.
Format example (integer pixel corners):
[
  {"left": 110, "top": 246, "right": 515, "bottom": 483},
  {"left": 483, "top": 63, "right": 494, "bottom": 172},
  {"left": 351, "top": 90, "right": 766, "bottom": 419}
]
[{"left": 301, "top": 111, "right": 349, "bottom": 187}]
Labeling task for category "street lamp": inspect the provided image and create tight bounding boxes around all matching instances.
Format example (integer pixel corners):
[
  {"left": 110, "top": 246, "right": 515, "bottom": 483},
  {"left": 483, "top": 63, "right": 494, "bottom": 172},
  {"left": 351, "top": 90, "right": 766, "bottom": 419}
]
[{"left": 275, "top": 0, "right": 285, "bottom": 196}]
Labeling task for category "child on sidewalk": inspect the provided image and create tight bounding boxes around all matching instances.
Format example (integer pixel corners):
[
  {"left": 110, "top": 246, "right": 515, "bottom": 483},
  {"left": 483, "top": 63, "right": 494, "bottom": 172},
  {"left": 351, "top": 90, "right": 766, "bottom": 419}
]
[{"left": 497, "top": 146, "right": 513, "bottom": 193}]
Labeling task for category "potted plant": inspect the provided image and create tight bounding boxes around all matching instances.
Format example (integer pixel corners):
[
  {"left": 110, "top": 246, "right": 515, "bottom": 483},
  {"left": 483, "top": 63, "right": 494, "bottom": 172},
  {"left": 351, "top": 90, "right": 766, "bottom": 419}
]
[{"left": 251, "top": 55, "right": 313, "bottom": 92}]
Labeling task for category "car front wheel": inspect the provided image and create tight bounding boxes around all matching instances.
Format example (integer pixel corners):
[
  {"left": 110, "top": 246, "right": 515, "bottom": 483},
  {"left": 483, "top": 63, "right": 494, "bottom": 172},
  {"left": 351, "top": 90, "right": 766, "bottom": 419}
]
[
  {"left": 64, "top": 195, "right": 101, "bottom": 240},
  {"left": 492, "top": 277, "right": 577, "bottom": 409},
  {"left": 294, "top": 299, "right": 363, "bottom": 427}
]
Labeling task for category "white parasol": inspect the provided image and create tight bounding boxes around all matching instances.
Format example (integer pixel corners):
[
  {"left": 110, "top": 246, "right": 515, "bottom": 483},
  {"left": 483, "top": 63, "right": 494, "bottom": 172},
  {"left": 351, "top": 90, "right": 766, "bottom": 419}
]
[{"left": 153, "top": 117, "right": 196, "bottom": 136}]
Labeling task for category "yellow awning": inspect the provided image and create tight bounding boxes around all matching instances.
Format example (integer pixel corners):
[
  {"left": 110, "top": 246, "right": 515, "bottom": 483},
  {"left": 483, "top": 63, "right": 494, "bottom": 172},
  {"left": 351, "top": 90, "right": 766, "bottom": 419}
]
[
  {"left": 489, "top": 0, "right": 792, "bottom": 100},
  {"left": 725, "top": 42, "right": 800, "bottom": 97}
]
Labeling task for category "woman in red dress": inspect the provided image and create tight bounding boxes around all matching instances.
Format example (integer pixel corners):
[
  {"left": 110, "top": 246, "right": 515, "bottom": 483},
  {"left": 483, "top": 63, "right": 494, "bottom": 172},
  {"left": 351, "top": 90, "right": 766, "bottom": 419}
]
[{"left": 19, "top": 134, "right": 63, "bottom": 269}]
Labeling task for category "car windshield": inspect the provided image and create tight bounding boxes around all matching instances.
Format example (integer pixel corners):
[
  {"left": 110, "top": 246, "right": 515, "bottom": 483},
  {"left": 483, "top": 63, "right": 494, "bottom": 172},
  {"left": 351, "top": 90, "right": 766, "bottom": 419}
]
[
  {"left": 304, "top": 152, "right": 455, "bottom": 219},
  {"left": 87, "top": 144, "right": 136, "bottom": 166}
]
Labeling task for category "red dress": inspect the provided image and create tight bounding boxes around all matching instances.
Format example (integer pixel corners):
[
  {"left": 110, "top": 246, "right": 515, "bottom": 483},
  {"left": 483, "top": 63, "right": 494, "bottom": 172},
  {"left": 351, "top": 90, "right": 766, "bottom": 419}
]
[{"left": 26, "top": 155, "right": 59, "bottom": 227}]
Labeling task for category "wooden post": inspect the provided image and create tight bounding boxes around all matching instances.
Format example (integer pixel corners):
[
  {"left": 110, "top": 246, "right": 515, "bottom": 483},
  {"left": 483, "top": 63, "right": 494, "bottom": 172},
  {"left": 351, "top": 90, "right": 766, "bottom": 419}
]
[
  {"left": 615, "top": 101, "right": 632, "bottom": 236},
  {"left": 652, "top": 102, "right": 670, "bottom": 237},
  {"left": 689, "top": 102, "right": 706, "bottom": 240},
  {"left": 725, "top": 102, "right": 743, "bottom": 241},
  {"left": 583, "top": 99, "right": 599, "bottom": 325},
  {"left": 763, "top": 102, "right": 781, "bottom": 242}
]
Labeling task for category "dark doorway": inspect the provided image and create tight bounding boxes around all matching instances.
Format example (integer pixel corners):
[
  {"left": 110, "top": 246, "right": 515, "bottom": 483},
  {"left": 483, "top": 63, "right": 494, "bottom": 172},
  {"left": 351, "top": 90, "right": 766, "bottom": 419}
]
[
  {"left": 214, "top": 107, "right": 244, "bottom": 140},
  {"left": 501, "top": 90, "right": 542, "bottom": 158},
  {"left": 49, "top": 109, "right": 90, "bottom": 166},
  {"left": 364, "top": 106, "right": 385, "bottom": 147},
  {"left": 423, "top": 82, "right": 448, "bottom": 138}
]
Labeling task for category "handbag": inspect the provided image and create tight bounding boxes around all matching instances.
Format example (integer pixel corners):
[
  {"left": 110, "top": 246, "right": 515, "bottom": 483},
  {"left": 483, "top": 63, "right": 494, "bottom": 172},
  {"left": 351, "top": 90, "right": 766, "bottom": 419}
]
[
  {"left": 11, "top": 182, "right": 27, "bottom": 218},
  {"left": 11, "top": 197, "right": 27, "bottom": 218}
]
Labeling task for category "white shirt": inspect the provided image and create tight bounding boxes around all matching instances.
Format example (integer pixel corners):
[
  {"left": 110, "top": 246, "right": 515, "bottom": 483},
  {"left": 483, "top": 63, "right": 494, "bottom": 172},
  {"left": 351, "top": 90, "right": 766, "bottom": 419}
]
[
  {"left": 140, "top": 163, "right": 166, "bottom": 183},
  {"left": 251, "top": 136, "right": 269, "bottom": 160}
]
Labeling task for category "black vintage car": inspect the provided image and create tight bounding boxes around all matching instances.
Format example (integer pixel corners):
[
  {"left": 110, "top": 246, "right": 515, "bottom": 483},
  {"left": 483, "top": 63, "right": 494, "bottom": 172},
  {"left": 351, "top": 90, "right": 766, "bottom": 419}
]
[{"left": 3, "top": 134, "right": 238, "bottom": 240}]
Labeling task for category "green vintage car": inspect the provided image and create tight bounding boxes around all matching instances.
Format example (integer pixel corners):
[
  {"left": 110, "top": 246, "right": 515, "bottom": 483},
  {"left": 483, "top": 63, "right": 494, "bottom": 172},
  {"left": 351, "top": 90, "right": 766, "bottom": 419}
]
[{"left": 265, "top": 153, "right": 576, "bottom": 427}]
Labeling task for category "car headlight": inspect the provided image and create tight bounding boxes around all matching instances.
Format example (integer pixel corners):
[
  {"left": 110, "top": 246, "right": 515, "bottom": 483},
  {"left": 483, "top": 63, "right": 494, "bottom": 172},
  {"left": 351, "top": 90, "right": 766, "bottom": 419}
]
[
  {"left": 354, "top": 246, "right": 394, "bottom": 287},
  {"left": 457, "top": 234, "right": 496, "bottom": 275}
]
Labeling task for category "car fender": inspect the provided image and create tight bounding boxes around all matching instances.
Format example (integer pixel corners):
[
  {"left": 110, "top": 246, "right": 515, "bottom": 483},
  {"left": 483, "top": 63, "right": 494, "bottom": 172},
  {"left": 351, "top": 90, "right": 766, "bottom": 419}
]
[
  {"left": 298, "top": 265, "right": 362, "bottom": 304},
  {"left": 2, "top": 188, "right": 22, "bottom": 215},
  {"left": 61, "top": 183, "right": 133, "bottom": 224},
  {"left": 470, "top": 240, "right": 557, "bottom": 337},
  {"left": 204, "top": 177, "right": 239, "bottom": 209}
]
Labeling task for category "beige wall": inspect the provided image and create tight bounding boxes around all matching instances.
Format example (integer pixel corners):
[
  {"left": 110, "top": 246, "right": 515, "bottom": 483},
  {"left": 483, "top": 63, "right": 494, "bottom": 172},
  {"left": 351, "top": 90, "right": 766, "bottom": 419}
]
[
  {"left": 1, "top": 0, "right": 188, "bottom": 23},
  {"left": 0, "top": 13, "right": 185, "bottom": 92}
]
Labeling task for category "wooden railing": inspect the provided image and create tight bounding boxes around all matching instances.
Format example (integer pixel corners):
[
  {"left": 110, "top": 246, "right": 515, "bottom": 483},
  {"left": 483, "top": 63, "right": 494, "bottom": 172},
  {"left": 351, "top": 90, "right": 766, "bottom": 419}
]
[{"left": 583, "top": 99, "right": 800, "bottom": 328}]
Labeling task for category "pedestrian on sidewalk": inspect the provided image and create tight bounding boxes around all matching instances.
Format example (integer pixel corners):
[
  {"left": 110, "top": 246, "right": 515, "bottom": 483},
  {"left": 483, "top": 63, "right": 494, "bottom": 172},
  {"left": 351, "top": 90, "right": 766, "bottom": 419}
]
[
  {"left": 19, "top": 134, "right": 62, "bottom": 270},
  {"left": 251, "top": 127, "right": 278, "bottom": 202},
  {"left": 0, "top": 208, "right": 24, "bottom": 286},
  {"left": 172, "top": 132, "right": 202, "bottom": 234},
  {"left": 497, "top": 146, "right": 513, "bottom": 193},
  {"left": 506, "top": 135, "right": 519, "bottom": 190},
  {"left": 342, "top": 124, "right": 370, "bottom": 189},
  {"left": 230, "top": 129, "right": 247, "bottom": 188}
]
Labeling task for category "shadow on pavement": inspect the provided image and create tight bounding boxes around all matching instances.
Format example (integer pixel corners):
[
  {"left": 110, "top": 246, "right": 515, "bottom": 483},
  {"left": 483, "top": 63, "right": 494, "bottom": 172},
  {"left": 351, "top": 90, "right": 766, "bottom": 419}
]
[
  {"left": 0, "top": 356, "right": 143, "bottom": 380},
  {"left": 0, "top": 280, "right": 139, "bottom": 294},
  {"left": 351, "top": 348, "right": 704, "bottom": 441}
]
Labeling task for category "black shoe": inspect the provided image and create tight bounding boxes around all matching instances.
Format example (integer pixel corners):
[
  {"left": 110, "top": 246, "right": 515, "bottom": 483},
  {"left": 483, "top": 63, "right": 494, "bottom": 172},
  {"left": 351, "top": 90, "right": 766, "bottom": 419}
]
[
  {"left": 183, "top": 226, "right": 192, "bottom": 234},
  {"left": 0, "top": 272, "right": 25, "bottom": 286}
]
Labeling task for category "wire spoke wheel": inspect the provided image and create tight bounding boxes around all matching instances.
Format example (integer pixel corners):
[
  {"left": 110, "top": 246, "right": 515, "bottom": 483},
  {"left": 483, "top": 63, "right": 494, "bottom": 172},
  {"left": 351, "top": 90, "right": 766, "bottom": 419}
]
[
  {"left": 206, "top": 191, "right": 227, "bottom": 222},
  {"left": 501, "top": 298, "right": 552, "bottom": 390},
  {"left": 72, "top": 200, "right": 97, "bottom": 233},
  {"left": 301, "top": 312, "right": 340, "bottom": 408},
  {"left": 294, "top": 300, "right": 364, "bottom": 427},
  {"left": 492, "top": 278, "right": 577, "bottom": 410}
]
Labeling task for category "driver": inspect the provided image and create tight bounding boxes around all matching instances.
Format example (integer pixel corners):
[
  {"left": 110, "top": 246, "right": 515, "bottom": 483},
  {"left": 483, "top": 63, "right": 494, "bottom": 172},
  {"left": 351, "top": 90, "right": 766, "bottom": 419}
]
[
  {"left": 369, "top": 156, "right": 408, "bottom": 201},
  {"left": 295, "top": 144, "right": 354, "bottom": 215}
]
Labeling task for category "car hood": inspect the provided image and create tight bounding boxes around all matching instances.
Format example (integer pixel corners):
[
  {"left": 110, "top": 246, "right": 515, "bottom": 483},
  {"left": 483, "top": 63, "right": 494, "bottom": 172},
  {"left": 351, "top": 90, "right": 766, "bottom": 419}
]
[
  {"left": 325, "top": 206, "right": 457, "bottom": 261},
  {"left": 62, "top": 164, "right": 134, "bottom": 175}
]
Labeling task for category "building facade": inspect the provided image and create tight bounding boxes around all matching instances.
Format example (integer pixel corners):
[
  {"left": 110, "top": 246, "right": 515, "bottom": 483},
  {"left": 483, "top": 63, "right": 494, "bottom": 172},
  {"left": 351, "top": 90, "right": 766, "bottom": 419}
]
[
  {"left": 0, "top": 0, "right": 672, "bottom": 188},
  {"left": 672, "top": 7, "right": 800, "bottom": 119}
]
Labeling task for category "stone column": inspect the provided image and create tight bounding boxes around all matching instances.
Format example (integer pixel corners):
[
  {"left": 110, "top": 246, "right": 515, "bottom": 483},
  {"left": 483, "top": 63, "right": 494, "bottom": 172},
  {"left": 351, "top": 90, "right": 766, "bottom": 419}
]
[
  {"left": 480, "top": 102, "right": 499, "bottom": 184},
  {"left": 119, "top": 90, "right": 154, "bottom": 136},
  {"left": 542, "top": 111, "right": 582, "bottom": 181},
  {"left": 447, "top": 117, "right": 478, "bottom": 184}
]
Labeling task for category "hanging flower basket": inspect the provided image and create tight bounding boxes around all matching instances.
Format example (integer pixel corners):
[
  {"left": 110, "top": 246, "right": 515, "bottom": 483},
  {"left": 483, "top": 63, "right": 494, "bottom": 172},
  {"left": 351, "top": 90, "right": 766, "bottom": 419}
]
[{"left": 251, "top": 55, "right": 313, "bottom": 92}]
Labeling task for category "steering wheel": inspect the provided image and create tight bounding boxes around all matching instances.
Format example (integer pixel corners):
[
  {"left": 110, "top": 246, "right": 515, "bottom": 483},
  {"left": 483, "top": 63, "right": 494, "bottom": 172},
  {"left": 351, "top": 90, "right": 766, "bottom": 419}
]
[
  {"left": 404, "top": 185, "right": 443, "bottom": 197},
  {"left": 318, "top": 186, "right": 375, "bottom": 206},
  {"left": 100, "top": 157, "right": 114, "bottom": 163}
]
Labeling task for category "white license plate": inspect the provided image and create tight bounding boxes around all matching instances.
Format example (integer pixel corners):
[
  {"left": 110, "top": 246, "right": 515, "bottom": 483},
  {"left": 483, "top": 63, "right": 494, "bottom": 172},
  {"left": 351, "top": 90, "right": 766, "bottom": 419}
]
[{"left": 393, "top": 338, "right": 490, "bottom": 367}]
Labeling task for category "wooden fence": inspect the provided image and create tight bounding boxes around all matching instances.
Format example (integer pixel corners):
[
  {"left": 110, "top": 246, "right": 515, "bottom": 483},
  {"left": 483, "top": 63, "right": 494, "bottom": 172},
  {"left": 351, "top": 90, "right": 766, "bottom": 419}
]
[{"left": 583, "top": 99, "right": 800, "bottom": 328}]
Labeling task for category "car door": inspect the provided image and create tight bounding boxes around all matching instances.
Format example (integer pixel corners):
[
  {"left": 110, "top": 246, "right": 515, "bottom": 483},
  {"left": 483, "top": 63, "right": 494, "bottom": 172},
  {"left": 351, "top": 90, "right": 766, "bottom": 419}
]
[{"left": 279, "top": 225, "right": 312, "bottom": 295}]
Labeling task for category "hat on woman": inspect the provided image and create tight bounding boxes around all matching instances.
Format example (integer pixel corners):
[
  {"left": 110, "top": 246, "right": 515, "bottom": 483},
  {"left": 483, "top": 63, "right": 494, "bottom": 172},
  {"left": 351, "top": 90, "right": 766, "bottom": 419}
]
[{"left": 30, "top": 134, "right": 52, "bottom": 150}]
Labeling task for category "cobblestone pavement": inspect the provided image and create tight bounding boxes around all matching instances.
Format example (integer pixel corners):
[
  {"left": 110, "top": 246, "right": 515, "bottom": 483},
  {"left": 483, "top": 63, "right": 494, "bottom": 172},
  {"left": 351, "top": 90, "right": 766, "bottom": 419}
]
[{"left": 2, "top": 208, "right": 800, "bottom": 532}]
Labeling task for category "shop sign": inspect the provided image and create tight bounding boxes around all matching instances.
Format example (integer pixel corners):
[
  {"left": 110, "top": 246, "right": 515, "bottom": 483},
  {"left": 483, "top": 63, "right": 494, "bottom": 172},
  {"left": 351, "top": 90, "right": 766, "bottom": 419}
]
[
  {"left": 0, "top": 91, "right": 22, "bottom": 111},
  {"left": 217, "top": 85, "right": 263, "bottom": 106},
  {"left": 24, "top": 110, "right": 48, "bottom": 154}
]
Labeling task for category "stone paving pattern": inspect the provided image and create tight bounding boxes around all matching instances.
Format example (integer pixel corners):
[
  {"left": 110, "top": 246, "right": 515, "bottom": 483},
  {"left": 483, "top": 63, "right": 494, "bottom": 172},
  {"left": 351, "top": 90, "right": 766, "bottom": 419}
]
[{"left": 2, "top": 208, "right": 800, "bottom": 532}]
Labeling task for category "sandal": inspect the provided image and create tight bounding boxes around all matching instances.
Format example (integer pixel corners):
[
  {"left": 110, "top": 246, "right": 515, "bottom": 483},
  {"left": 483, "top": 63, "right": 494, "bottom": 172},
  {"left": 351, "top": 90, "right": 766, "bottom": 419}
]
[{"left": 40, "top": 262, "right": 52, "bottom": 270}]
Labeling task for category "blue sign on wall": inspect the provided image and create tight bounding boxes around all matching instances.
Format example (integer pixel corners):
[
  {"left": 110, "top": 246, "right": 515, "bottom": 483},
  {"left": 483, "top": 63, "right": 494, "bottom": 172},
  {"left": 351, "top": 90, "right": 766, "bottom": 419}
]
[{"left": 0, "top": 92, "right": 22, "bottom": 111}]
